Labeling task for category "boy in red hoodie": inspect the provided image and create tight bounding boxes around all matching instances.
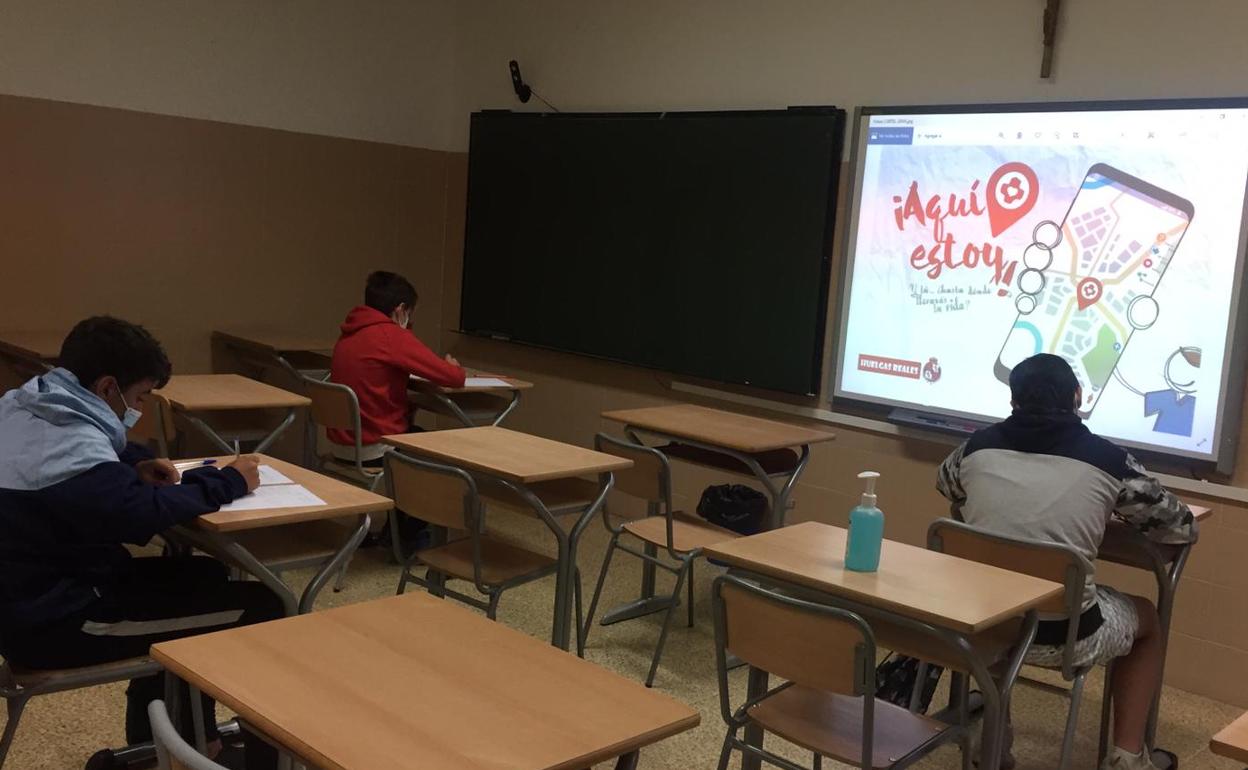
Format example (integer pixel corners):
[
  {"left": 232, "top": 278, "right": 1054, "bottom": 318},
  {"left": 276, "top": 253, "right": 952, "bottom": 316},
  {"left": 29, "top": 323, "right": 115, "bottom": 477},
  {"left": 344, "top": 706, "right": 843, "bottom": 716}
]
[
  {"left": 330, "top": 270, "right": 466, "bottom": 459},
  {"left": 331, "top": 271, "right": 466, "bottom": 554}
]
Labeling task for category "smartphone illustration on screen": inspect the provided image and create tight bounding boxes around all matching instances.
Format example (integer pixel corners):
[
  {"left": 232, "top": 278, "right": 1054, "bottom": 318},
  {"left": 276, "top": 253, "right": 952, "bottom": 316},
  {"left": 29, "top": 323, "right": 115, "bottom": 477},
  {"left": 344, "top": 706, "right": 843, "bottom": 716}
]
[{"left": 993, "top": 163, "right": 1194, "bottom": 418}]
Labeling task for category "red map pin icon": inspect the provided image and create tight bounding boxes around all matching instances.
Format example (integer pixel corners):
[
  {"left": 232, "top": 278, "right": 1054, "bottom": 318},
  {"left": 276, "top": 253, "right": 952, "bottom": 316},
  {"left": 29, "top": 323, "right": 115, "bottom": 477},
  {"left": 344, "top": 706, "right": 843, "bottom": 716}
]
[
  {"left": 986, "top": 162, "right": 1040, "bottom": 237},
  {"left": 1076, "top": 277, "right": 1103, "bottom": 310}
]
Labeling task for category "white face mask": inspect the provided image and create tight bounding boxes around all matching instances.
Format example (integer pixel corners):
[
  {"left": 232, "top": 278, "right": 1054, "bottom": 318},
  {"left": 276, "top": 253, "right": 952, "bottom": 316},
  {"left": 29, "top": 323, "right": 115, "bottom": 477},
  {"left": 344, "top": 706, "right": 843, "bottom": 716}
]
[{"left": 118, "top": 390, "right": 143, "bottom": 429}]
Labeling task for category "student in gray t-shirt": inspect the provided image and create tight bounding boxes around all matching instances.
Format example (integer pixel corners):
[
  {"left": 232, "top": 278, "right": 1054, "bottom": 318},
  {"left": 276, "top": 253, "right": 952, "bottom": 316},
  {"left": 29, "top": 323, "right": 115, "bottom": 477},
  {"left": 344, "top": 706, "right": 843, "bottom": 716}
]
[{"left": 937, "top": 354, "right": 1196, "bottom": 770}]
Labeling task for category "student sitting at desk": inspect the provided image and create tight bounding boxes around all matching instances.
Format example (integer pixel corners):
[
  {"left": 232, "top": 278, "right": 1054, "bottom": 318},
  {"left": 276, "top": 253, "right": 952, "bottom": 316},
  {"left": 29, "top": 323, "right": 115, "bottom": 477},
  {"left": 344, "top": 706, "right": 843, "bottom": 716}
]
[
  {"left": 331, "top": 271, "right": 466, "bottom": 549},
  {"left": 936, "top": 353, "right": 1196, "bottom": 770},
  {"left": 0, "top": 317, "right": 282, "bottom": 770}
]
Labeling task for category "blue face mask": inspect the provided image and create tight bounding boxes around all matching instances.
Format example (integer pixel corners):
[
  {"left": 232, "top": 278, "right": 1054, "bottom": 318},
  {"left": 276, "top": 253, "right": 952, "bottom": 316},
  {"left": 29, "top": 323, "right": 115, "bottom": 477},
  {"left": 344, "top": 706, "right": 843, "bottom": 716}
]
[{"left": 118, "top": 391, "right": 143, "bottom": 429}]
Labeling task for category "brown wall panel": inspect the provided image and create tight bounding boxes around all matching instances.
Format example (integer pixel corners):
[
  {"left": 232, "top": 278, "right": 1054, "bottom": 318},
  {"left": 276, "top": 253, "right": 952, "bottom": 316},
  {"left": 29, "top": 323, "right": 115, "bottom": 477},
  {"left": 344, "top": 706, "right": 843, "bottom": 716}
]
[{"left": 0, "top": 94, "right": 450, "bottom": 376}]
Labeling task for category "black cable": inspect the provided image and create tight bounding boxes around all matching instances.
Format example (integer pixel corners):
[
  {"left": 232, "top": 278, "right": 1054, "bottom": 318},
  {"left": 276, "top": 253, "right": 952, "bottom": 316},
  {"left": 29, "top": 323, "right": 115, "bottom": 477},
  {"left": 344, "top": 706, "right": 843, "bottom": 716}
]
[{"left": 531, "top": 89, "right": 560, "bottom": 113}]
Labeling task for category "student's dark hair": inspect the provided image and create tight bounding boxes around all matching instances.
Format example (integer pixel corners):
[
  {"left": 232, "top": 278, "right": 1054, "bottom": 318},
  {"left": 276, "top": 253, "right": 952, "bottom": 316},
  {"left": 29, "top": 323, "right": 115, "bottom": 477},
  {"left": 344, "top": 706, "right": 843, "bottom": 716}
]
[
  {"left": 1009, "top": 353, "right": 1079, "bottom": 414},
  {"left": 59, "top": 316, "right": 172, "bottom": 390},
  {"left": 364, "top": 271, "right": 417, "bottom": 316}
]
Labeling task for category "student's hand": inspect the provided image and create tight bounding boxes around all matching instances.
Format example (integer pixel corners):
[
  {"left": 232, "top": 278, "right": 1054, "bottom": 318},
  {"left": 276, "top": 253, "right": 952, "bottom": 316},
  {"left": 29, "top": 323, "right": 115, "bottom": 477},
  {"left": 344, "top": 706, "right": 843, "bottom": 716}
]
[
  {"left": 444, "top": 354, "right": 461, "bottom": 368},
  {"left": 225, "top": 454, "right": 262, "bottom": 493},
  {"left": 136, "top": 458, "right": 181, "bottom": 487}
]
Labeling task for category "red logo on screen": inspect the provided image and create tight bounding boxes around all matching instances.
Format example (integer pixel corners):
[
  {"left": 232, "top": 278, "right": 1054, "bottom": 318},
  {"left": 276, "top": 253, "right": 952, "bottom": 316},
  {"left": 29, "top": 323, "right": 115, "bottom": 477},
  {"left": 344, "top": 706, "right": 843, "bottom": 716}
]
[
  {"left": 922, "top": 357, "right": 942, "bottom": 383},
  {"left": 858, "top": 354, "right": 922, "bottom": 379},
  {"left": 892, "top": 161, "right": 1035, "bottom": 288}
]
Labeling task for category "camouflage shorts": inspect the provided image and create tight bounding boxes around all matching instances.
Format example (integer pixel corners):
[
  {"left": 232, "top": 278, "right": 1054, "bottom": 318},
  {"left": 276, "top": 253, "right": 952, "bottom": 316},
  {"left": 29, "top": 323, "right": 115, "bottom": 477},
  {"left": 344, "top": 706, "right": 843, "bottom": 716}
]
[{"left": 1025, "top": 585, "right": 1139, "bottom": 669}]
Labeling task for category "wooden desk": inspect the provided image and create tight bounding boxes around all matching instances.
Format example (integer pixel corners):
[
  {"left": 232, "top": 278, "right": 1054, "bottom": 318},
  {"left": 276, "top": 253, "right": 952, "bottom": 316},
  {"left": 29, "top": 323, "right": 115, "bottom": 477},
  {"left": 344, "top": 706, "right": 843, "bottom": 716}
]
[
  {"left": 1093, "top": 502, "right": 1213, "bottom": 766},
  {"left": 705, "top": 521, "right": 1060, "bottom": 770},
  {"left": 212, "top": 329, "right": 336, "bottom": 380},
  {"left": 155, "top": 374, "right": 311, "bottom": 454},
  {"left": 409, "top": 369, "right": 535, "bottom": 427},
  {"left": 1212, "top": 710, "right": 1248, "bottom": 765},
  {"left": 604, "top": 404, "right": 835, "bottom": 454},
  {"left": 152, "top": 592, "right": 699, "bottom": 770},
  {"left": 384, "top": 427, "right": 632, "bottom": 651},
  {"left": 0, "top": 330, "right": 62, "bottom": 365},
  {"left": 602, "top": 403, "right": 835, "bottom": 626},
  {"left": 0, "top": 330, "right": 62, "bottom": 388},
  {"left": 705, "top": 521, "right": 1060, "bottom": 635},
  {"left": 169, "top": 455, "right": 390, "bottom": 615}
]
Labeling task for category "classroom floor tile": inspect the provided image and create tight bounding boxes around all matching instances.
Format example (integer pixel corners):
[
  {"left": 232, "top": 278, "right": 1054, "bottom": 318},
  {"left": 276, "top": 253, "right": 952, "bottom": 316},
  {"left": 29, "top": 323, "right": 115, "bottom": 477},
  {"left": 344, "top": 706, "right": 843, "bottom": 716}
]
[{"left": 6, "top": 517, "right": 1244, "bottom": 769}]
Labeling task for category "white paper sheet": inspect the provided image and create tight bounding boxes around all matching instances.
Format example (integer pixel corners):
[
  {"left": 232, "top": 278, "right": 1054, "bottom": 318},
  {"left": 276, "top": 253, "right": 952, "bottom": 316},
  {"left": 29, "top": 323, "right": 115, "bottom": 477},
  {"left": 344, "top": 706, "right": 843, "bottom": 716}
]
[
  {"left": 258, "top": 465, "right": 296, "bottom": 486},
  {"left": 215, "top": 484, "right": 326, "bottom": 512},
  {"left": 464, "top": 377, "right": 512, "bottom": 389}
]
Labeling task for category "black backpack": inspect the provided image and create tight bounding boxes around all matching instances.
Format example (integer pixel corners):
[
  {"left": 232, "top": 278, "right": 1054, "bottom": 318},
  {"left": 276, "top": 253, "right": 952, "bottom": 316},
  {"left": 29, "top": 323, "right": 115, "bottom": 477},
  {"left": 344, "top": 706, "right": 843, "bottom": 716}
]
[{"left": 696, "top": 484, "right": 767, "bottom": 535}]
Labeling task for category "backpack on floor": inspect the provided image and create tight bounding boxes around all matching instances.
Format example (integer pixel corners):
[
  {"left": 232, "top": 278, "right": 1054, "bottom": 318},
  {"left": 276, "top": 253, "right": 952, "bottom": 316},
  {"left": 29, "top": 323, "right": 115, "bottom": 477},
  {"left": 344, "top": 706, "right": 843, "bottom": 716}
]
[
  {"left": 696, "top": 484, "right": 767, "bottom": 536},
  {"left": 875, "top": 653, "right": 943, "bottom": 713}
]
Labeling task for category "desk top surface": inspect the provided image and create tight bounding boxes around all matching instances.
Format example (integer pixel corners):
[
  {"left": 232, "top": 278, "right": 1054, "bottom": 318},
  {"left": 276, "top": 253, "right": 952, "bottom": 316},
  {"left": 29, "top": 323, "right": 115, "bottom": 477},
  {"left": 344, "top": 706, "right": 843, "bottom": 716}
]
[
  {"left": 602, "top": 404, "right": 835, "bottom": 453},
  {"left": 213, "top": 329, "right": 338, "bottom": 356},
  {"left": 191, "top": 455, "right": 390, "bottom": 532},
  {"left": 411, "top": 369, "right": 535, "bottom": 394},
  {"left": 151, "top": 592, "right": 699, "bottom": 770},
  {"left": 383, "top": 426, "right": 632, "bottom": 484},
  {"left": 156, "top": 374, "right": 311, "bottom": 411},
  {"left": 704, "top": 521, "right": 1062, "bottom": 634},
  {"left": 1212, "top": 710, "right": 1248, "bottom": 764},
  {"left": 0, "top": 330, "right": 63, "bottom": 361}
]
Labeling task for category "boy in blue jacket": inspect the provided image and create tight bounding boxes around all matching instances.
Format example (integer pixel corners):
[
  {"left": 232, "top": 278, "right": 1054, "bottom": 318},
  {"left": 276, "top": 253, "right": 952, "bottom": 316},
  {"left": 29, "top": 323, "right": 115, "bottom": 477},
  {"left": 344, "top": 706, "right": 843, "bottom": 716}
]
[{"left": 0, "top": 317, "right": 281, "bottom": 769}]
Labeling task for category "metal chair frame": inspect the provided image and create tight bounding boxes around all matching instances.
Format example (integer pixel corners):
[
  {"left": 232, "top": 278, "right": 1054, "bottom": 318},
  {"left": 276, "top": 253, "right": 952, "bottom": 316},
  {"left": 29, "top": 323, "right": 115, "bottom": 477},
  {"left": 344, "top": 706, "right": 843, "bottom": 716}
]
[
  {"left": 927, "top": 518, "right": 1097, "bottom": 770},
  {"left": 386, "top": 451, "right": 584, "bottom": 647},
  {"left": 0, "top": 657, "right": 163, "bottom": 768},
  {"left": 711, "top": 575, "right": 971, "bottom": 770},
  {"left": 582, "top": 432, "right": 708, "bottom": 687}
]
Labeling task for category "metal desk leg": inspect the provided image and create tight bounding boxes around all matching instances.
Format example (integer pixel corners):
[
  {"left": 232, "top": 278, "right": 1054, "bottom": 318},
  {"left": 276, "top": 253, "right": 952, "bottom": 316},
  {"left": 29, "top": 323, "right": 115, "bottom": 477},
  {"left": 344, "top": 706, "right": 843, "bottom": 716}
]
[
  {"left": 740, "top": 665, "right": 769, "bottom": 770},
  {"left": 1145, "top": 545, "right": 1190, "bottom": 764},
  {"left": 297, "top": 514, "right": 370, "bottom": 614},
  {"left": 496, "top": 476, "right": 612, "bottom": 651},
  {"left": 614, "top": 749, "right": 640, "bottom": 769},
  {"left": 181, "top": 407, "right": 298, "bottom": 455},
  {"left": 490, "top": 390, "right": 522, "bottom": 426},
  {"left": 169, "top": 527, "right": 299, "bottom": 616}
]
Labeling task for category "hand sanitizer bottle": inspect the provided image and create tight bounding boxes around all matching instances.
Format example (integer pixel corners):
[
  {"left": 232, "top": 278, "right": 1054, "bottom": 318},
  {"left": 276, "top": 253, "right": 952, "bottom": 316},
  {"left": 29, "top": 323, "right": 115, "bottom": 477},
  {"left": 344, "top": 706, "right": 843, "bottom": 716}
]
[{"left": 845, "top": 471, "right": 883, "bottom": 572}]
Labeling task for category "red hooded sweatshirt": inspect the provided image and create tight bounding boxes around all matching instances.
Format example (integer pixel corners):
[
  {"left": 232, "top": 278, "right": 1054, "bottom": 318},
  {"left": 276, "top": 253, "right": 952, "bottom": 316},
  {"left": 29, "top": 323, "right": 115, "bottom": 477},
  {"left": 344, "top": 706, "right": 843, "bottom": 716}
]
[{"left": 329, "top": 306, "right": 466, "bottom": 446}]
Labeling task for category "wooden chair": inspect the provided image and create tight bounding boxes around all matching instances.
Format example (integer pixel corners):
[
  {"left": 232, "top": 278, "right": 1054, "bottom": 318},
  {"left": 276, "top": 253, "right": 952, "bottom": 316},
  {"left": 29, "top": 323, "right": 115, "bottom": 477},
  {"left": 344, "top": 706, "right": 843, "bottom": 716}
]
[
  {"left": 148, "top": 699, "right": 228, "bottom": 770},
  {"left": 711, "top": 575, "right": 960, "bottom": 769},
  {"left": 302, "top": 376, "right": 385, "bottom": 493},
  {"left": 130, "top": 392, "right": 178, "bottom": 458},
  {"left": 386, "top": 451, "right": 583, "bottom": 639},
  {"left": 0, "top": 657, "right": 162, "bottom": 768},
  {"left": 928, "top": 518, "right": 1097, "bottom": 770},
  {"left": 581, "top": 432, "right": 740, "bottom": 687}
]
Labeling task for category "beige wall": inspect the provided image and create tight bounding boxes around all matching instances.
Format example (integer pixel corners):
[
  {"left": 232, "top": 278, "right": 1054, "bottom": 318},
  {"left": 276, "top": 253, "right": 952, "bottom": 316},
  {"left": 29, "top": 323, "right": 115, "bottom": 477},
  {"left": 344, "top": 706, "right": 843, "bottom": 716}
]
[
  {"left": 0, "top": 0, "right": 459, "bottom": 150},
  {"left": 450, "top": 0, "right": 1248, "bottom": 151},
  {"left": 444, "top": 1, "right": 1248, "bottom": 706}
]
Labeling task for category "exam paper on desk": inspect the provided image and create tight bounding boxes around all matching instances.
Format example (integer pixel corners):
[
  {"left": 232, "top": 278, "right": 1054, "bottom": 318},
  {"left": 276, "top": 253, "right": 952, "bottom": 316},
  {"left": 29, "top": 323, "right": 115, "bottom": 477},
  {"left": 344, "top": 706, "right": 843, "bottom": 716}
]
[{"left": 216, "top": 483, "right": 326, "bottom": 512}]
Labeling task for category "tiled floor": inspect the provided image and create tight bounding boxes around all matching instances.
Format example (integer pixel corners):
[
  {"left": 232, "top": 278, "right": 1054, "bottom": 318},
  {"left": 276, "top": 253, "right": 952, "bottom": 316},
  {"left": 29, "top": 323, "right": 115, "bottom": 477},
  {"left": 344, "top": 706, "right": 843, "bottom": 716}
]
[{"left": 6, "top": 515, "right": 1245, "bottom": 769}]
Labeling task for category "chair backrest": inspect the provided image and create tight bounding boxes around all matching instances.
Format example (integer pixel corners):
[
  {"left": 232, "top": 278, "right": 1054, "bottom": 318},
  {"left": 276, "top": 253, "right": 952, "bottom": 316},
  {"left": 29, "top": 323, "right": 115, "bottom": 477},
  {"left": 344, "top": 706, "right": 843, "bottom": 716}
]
[
  {"left": 384, "top": 450, "right": 478, "bottom": 532},
  {"left": 303, "top": 376, "right": 360, "bottom": 434},
  {"left": 130, "top": 392, "right": 176, "bottom": 456},
  {"left": 928, "top": 518, "right": 1090, "bottom": 675},
  {"left": 593, "top": 432, "right": 671, "bottom": 508},
  {"left": 713, "top": 576, "right": 873, "bottom": 697},
  {"left": 148, "top": 700, "right": 229, "bottom": 770}
]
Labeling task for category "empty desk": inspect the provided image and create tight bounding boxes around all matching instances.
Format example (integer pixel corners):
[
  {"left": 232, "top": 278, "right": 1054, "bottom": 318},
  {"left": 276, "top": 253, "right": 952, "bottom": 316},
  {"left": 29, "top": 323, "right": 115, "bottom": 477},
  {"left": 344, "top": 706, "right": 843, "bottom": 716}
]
[
  {"left": 155, "top": 373, "right": 311, "bottom": 454},
  {"left": 601, "top": 403, "right": 834, "bottom": 625},
  {"left": 383, "top": 426, "right": 630, "bottom": 651},
  {"left": 151, "top": 592, "right": 700, "bottom": 769}
]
